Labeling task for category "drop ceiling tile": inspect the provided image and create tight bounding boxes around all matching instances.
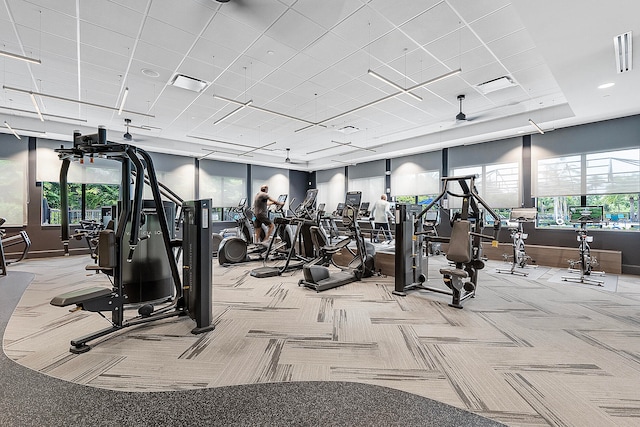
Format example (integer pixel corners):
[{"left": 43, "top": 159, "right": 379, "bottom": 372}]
[
  {"left": 457, "top": 61, "right": 509, "bottom": 88},
  {"left": 79, "top": 0, "right": 145, "bottom": 39},
  {"left": 501, "top": 49, "right": 546, "bottom": 74},
  {"left": 148, "top": 0, "right": 215, "bottom": 36},
  {"left": 487, "top": 27, "right": 536, "bottom": 60},
  {"left": 293, "top": 0, "right": 363, "bottom": 29},
  {"left": 331, "top": 6, "right": 395, "bottom": 50},
  {"left": 304, "top": 32, "right": 359, "bottom": 68},
  {"left": 80, "top": 63, "right": 124, "bottom": 87},
  {"left": 279, "top": 52, "right": 325, "bottom": 81},
  {"left": 312, "top": 67, "right": 353, "bottom": 92},
  {"left": 79, "top": 21, "right": 134, "bottom": 56},
  {"left": 368, "top": 29, "right": 417, "bottom": 65},
  {"left": 134, "top": 40, "right": 184, "bottom": 71},
  {"left": 421, "top": 26, "right": 482, "bottom": 63},
  {"left": 218, "top": 0, "right": 288, "bottom": 34},
  {"left": 369, "top": 0, "right": 441, "bottom": 27},
  {"left": 470, "top": 4, "right": 525, "bottom": 44},
  {"left": 190, "top": 37, "right": 240, "bottom": 69},
  {"left": 450, "top": 45, "right": 502, "bottom": 75},
  {"left": 266, "top": 9, "right": 326, "bottom": 51},
  {"left": 176, "top": 57, "right": 219, "bottom": 85},
  {"left": 129, "top": 60, "right": 177, "bottom": 85},
  {"left": 227, "top": 56, "right": 276, "bottom": 86},
  {"left": 512, "top": 64, "right": 560, "bottom": 94},
  {"left": 108, "top": 0, "right": 150, "bottom": 14},
  {"left": 140, "top": 17, "right": 199, "bottom": 54},
  {"left": 261, "top": 68, "right": 306, "bottom": 92},
  {"left": 18, "top": 27, "right": 76, "bottom": 60},
  {"left": 80, "top": 45, "right": 130, "bottom": 75},
  {"left": 331, "top": 50, "right": 374, "bottom": 79},
  {"left": 200, "top": 12, "right": 261, "bottom": 53},
  {"left": 244, "top": 35, "right": 298, "bottom": 68},
  {"left": 400, "top": 2, "right": 460, "bottom": 47},
  {"left": 11, "top": 4, "right": 76, "bottom": 41},
  {"left": 447, "top": 0, "right": 511, "bottom": 23}
]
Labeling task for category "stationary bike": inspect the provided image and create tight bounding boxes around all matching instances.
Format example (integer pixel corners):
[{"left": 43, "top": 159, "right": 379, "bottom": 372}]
[
  {"left": 562, "top": 206, "right": 605, "bottom": 286},
  {"left": 496, "top": 208, "right": 537, "bottom": 276}
]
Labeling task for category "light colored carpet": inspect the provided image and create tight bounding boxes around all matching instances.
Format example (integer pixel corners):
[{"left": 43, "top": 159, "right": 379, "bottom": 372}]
[{"left": 4, "top": 255, "right": 640, "bottom": 427}]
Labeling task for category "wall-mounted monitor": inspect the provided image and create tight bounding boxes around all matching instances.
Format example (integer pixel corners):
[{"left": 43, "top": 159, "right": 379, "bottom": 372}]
[
  {"left": 568, "top": 206, "right": 604, "bottom": 223},
  {"left": 510, "top": 207, "right": 537, "bottom": 222}
]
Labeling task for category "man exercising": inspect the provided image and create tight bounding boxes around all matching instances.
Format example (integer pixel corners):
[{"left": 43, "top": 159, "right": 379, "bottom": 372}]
[{"left": 253, "top": 185, "right": 284, "bottom": 244}]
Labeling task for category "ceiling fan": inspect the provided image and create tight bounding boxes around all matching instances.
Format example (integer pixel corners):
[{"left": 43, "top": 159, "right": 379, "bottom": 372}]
[
  {"left": 121, "top": 118, "right": 156, "bottom": 142},
  {"left": 123, "top": 118, "right": 133, "bottom": 141},
  {"left": 454, "top": 94, "right": 485, "bottom": 123},
  {"left": 284, "top": 148, "right": 306, "bottom": 165},
  {"left": 455, "top": 94, "right": 468, "bottom": 121}
]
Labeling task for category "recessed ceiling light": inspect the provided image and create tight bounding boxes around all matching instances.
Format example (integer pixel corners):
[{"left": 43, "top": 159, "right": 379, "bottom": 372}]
[
  {"left": 141, "top": 68, "right": 160, "bottom": 78},
  {"left": 267, "top": 50, "right": 275, "bottom": 55},
  {"left": 598, "top": 82, "right": 615, "bottom": 89}
]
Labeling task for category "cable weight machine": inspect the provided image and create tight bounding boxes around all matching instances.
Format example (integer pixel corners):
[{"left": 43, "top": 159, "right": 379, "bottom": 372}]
[
  {"left": 392, "top": 175, "right": 501, "bottom": 308},
  {"left": 50, "top": 128, "right": 214, "bottom": 353}
]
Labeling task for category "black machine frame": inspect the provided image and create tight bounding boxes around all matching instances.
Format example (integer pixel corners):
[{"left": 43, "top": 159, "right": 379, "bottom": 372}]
[
  {"left": 298, "top": 191, "right": 374, "bottom": 292},
  {"left": 496, "top": 207, "right": 537, "bottom": 276},
  {"left": 393, "top": 175, "right": 501, "bottom": 308},
  {"left": 0, "top": 217, "right": 31, "bottom": 276},
  {"left": 250, "top": 188, "right": 319, "bottom": 278},
  {"left": 217, "top": 194, "right": 289, "bottom": 265},
  {"left": 50, "top": 128, "right": 214, "bottom": 353},
  {"left": 562, "top": 206, "right": 605, "bottom": 286}
]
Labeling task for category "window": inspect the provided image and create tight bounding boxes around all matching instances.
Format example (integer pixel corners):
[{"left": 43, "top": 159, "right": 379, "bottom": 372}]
[
  {"left": 534, "top": 148, "right": 640, "bottom": 231},
  {"left": 42, "top": 183, "right": 119, "bottom": 225},
  {"left": 317, "top": 167, "right": 346, "bottom": 213},
  {"left": 348, "top": 160, "right": 386, "bottom": 205},
  {"left": 451, "top": 162, "right": 519, "bottom": 208},
  {"left": 0, "top": 134, "right": 28, "bottom": 226}
]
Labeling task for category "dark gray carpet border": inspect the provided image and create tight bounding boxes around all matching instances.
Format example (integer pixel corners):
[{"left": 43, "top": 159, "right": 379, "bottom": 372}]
[{"left": 1, "top": 272, "right": 504, "bottom": 426}]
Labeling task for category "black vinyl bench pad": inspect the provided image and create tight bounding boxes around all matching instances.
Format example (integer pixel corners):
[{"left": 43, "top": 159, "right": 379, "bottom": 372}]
[{"left": 50, "top": 287, "right": 113, "bottom": 307}]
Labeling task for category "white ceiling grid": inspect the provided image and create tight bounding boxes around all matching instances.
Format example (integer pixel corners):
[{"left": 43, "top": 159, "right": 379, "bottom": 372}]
[{"left": 0, "top": 0, "right": 638, "bottom": 170}]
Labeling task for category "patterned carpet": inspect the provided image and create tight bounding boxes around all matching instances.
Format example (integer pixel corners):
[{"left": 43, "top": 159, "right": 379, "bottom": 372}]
[{"left": 4, "top": 255, "right": 640, "bottom": 426}]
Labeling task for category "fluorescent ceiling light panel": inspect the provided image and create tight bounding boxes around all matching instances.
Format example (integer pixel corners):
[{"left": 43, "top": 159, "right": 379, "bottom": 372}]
[
  {"left": 528, "top": 118, "right": 545, "bottom": 134},
  {"left": 213, "top": 100, "right": 253, "bottom": 125},
  {"left": 0, "top": 49, "right": 41, "bottom": 64},
  {"left": 118, "top": 87, "right": 129, "bottom": 115},
  {"left": 30, "top": 93, "right": 44, "bottom": 122},
  {"left": 614, "top": 31, "right": 633, "bottom": 73},
  {"left": 476, "top": 76, "right": 516, "bottom": 94},
  {"left": 2, "top": 85, "right": 154, "bottom": 118},
  {"left": 368, "top": 69, "right": 422, "bottom": 101},
  {"left": 4, "top": 121, "right": 21, "bottom": 140},
  {"left": 170, "top": 74, "right": 208, "bottom": 92}
]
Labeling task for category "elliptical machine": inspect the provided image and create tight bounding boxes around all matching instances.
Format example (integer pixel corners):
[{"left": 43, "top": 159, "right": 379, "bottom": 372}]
[
  {"left": 393, "top": 175, "right": 501, "bottom": 308},
  {"left": 217, "top": 195, "right": 289, "bottom": 265},
  {"left": 298, "top": 191, "right": 375, "bottom": 292}
]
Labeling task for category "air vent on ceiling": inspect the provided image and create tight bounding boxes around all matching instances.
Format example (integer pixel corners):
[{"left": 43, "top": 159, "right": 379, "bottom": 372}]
[
  {"left": 337, "top": 125, "right": 360, "bottom": 134},
  {"left": 170, "top": 74, "right": 209, "bottom": 93},
  {"left": 476, "top": 76, "right": 516, "bottom": 94},
  {"left": 614, "top": 31, "right": 633, "bottom": 73}
]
